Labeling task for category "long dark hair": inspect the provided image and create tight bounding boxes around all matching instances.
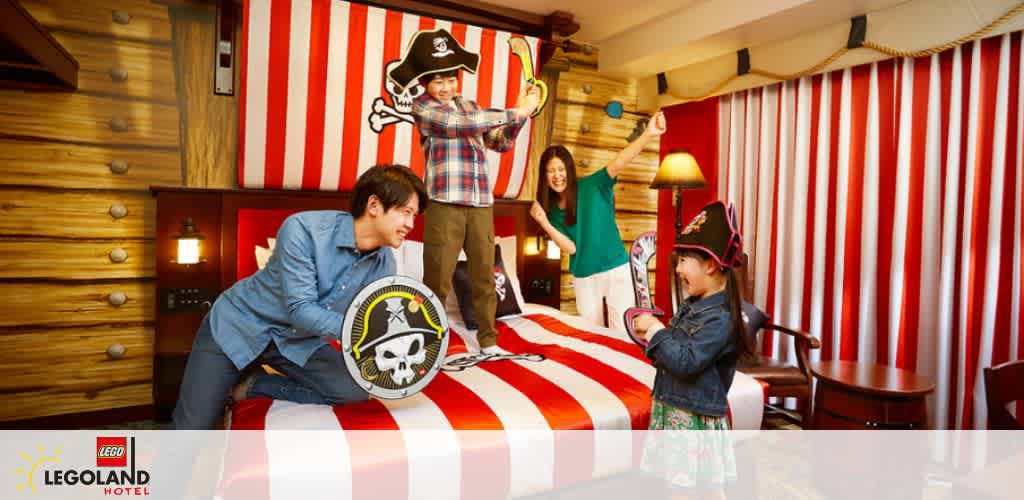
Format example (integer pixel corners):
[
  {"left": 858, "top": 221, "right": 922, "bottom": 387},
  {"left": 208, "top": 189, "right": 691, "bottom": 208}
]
[
  {"left": 535, "top": 145, "right": 578, "bottom": 226},
  {"left": 677, "top": 250, "right": 754, "bottom": 362}
]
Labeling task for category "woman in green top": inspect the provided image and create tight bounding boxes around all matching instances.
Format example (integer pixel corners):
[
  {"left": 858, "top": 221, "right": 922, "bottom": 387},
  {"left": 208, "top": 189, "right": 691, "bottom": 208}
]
[{"left": 530, "top": 112, "right": 666, "bottom": 332}]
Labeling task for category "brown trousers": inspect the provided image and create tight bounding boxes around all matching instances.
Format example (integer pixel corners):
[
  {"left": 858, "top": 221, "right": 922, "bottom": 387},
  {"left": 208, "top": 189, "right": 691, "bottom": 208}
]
[{"left": 422, "top": 201, "right": 497, "bottom": 348}]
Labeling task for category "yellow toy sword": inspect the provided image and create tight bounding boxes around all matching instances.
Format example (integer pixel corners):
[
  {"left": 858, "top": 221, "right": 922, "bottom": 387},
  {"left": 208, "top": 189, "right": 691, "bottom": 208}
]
[{"left": 507, "top": 37, "right": 548, "bottom": 117}]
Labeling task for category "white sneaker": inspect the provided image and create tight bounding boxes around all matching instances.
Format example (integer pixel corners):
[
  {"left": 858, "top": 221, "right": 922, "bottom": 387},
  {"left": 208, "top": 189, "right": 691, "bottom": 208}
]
[{"left": 481, "top": 345, "right": 513, "bottom": 356}]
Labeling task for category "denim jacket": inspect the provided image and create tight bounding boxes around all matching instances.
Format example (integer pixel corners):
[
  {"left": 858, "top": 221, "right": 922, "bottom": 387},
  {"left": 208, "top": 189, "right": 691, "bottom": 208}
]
[
  {"left": 209, "top": 211, "right": 395, "bottom": 370},
  {"left": 645, "top": 290, "right": 737, "bottom": 416}
]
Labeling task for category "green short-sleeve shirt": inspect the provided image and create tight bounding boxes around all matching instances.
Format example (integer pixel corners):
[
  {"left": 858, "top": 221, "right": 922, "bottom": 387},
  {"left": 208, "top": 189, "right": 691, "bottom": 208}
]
[{"left": 548, "top": 167, "right": 629, "bottom": 278}]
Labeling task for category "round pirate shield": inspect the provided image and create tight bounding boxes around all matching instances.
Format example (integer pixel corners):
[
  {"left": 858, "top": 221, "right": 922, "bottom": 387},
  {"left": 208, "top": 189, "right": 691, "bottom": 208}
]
[{"left": 341, "top": 275, "right": 449, "bottom": 399}]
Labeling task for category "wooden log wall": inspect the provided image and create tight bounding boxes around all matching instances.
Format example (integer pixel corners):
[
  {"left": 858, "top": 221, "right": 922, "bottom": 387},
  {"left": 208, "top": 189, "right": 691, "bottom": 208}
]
[
  {"left": 0, "top": 2, "right": 658, "bottom": 421},
  {"left": 543, "top": 49, "right": 660, "bottom": 315},
  {"left": 0, "top": 0, "right": 183, "bottom": 422}
]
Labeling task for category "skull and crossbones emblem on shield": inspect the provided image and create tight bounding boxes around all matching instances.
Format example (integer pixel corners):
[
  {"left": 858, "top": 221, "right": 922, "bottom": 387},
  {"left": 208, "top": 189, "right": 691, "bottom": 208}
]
[
  {"left": 372, "top": 298, "right": 428, "bottom": 385},
  {"left": 342, "top": 276, "right": 448, "bottom": 399}
]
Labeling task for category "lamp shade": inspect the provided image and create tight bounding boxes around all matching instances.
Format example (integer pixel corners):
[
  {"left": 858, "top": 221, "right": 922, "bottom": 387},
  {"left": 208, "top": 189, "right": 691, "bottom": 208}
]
[
  {"left": 650, "top": 151, "right": 707, "bottom": 189},
  {"left": 177, "top": 239, "right": 201, "bottom": 265},
  {"left": 175, "top": 217, "right": 205, "bottom": 265}
]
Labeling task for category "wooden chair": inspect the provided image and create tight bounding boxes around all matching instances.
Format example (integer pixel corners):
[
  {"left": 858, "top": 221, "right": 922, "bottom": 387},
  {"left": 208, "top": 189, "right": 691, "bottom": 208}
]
[
  {"left": 738, "top": 323, "right": 821, "bottom": 427},
  {"left": 984, "top": 359, "right": 1024, "bottom": 430},
  {"left": 733, "top": 252, "right": 821, "bottom": 427}
]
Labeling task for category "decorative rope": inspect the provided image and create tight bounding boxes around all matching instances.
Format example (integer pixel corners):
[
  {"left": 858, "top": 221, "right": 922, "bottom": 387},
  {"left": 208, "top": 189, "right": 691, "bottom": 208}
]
[
  {"left": 667, "top": 1, "right": 1024, "bottom": 102},
  {"left": 864, "top": 1, "right": 1024, "bottom": 57}
]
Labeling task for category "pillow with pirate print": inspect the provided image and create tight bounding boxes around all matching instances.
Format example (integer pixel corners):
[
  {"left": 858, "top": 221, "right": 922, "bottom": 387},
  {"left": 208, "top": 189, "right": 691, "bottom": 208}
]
[{"left": 452, "top": 244, "right": 523, "bottom": 330}]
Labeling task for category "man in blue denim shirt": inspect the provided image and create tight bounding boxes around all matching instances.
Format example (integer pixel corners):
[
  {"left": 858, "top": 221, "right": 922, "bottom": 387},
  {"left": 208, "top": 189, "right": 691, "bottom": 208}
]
[{"left": 173, "top": 165, "right": 428, "bottom": 429}]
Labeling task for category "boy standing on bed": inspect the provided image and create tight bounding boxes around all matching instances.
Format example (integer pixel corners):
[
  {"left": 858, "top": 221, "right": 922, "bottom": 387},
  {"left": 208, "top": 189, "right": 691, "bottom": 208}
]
[
  {"left": 172, "top": 165, "right": 428, "bottom": 430},
  {"left": 388, "top": 28, "right": 540, "bottom": 355}
]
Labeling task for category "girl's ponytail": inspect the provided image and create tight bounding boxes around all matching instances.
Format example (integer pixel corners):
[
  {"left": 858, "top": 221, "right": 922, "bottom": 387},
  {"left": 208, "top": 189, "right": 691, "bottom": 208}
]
[{"left": 725, "top": 269, "right": 754, "bottom": 361}]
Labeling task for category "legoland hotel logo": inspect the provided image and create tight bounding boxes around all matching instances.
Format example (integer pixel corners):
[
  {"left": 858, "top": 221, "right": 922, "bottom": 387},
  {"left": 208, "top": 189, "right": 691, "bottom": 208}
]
[{"left": 13, "top": 437, "right": 150, "bottom": 496}]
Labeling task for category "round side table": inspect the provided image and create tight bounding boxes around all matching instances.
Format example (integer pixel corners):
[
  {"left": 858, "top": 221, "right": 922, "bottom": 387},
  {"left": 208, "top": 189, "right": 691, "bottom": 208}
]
[{"left": 810, "top": 360, "right": 935, "bottom": 429}]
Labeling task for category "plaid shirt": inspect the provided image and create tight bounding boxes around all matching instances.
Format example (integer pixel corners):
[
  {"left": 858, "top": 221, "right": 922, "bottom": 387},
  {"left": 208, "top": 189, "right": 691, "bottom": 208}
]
[{"left": 413, "top": 94, "right": 528, "bottom": 207}]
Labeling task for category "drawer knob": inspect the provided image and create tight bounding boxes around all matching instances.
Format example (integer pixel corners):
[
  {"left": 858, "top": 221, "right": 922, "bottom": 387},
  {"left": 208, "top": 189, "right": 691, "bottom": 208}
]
[
  {"left": 112, "top": 11, "right": 132, "bottom": 25},
  {"left": 106, "top": 343, "right": 126, "bottom": 359},
  {"left": 109, "top": 204, "right": 128, "bottom": 219},
  {"left": 109, "top": 160, "right": 129, "bottom": 175},
  {"left": 109, "top": 247, "right": 128, "bottom": 263},
  {"left": 582, "top": 83, "right": 593, "bottom": 95},
  {"left": 108, "top": 291, "right": 127, "bottom": 306},
  {"left": 109, "top": 67, "right": 129, "bottom": 83},
  {"left": 110, "top": 117, "right": 130, "bottom": 132}
]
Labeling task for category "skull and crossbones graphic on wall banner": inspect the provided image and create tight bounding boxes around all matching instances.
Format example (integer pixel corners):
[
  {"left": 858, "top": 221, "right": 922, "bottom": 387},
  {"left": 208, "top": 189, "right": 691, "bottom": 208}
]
[{"left": 367, "top": 60, "right": 424, "bottom": 133}]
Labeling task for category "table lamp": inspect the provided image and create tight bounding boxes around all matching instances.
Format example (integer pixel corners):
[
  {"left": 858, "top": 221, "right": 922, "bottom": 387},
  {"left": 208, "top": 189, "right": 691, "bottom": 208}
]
[{"left": 650, "top": 150, "right": 708, "bottom": 234}]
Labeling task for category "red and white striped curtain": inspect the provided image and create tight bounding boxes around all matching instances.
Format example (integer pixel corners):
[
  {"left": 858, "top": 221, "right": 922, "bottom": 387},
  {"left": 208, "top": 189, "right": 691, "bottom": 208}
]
[
  {"left": 720, "top": 32, "right": 1023, "bottom": 429},
  {"left": 239, "top": 0, "right": 540, "bottom": 195}
]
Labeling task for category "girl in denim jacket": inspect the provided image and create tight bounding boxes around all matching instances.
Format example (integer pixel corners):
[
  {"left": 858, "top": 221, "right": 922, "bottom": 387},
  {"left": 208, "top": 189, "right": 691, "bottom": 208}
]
[{"left": 633, "top": 200, "right": 753, "bottom": 493}]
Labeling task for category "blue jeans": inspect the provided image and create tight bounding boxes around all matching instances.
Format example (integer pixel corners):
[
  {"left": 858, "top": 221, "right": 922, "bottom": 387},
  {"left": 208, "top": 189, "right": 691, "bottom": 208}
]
[{"left": 172, "top": 315, "right": 368, "bottom": 429}]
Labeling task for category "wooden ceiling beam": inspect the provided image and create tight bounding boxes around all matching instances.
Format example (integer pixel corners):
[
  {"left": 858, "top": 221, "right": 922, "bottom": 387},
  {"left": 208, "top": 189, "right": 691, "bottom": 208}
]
[
  {"left": 0, "top": 0, "right": 78, "bottom": 90},
  {"left": 153, "top": 0, "right": 580, "bottom": 40}
]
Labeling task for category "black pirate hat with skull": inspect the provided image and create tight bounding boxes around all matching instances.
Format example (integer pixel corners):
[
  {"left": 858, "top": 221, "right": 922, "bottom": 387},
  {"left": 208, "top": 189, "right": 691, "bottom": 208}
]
[
  {"left": 387, "top": 28, "right": 479, "bottom": 92},
  {"left": 356, "top": 295, "right": 443, "bottom": 355}
]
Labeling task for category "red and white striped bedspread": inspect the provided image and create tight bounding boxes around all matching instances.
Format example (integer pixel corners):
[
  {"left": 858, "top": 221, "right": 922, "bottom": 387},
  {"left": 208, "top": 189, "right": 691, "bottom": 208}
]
[{"left": 220, "top": 304, "right": 764, "bottom": 498}]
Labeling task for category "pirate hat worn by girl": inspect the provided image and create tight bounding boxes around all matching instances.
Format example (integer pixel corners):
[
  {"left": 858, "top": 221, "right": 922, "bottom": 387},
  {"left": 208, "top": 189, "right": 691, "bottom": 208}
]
[
  {"left": 388, "top": 28, "right": 480, "bottom": 93},
  {"left": 675, "top": 200, "right": 743, "bottom": 269}
]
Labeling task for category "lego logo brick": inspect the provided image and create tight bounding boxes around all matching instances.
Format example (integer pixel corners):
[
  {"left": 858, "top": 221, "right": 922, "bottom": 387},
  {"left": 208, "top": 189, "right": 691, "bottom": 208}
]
[{"left": 97, "top": 437, "right": 128, "bottom": 467}]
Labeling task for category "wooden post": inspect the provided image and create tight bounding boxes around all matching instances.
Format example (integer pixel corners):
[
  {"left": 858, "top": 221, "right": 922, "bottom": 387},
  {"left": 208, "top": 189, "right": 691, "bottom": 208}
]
[{"left": 168, "top": 4, "right": 238, "bottom": 189}]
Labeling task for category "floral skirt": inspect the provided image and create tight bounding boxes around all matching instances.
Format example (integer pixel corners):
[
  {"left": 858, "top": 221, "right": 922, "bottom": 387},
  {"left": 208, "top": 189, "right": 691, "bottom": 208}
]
[{"left": 640, "top": 398, "right": 738, "bottom": 490}]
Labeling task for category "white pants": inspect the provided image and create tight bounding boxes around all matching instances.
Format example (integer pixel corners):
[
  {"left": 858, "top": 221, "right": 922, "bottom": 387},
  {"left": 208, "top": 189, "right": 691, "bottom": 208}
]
[{"left": 573, "top": 263, "right": 635, "bottom": 333}]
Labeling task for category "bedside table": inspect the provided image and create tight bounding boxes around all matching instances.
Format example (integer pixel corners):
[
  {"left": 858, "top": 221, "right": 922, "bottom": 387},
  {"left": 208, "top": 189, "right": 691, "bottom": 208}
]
[{"left": 810, "top": 360, "right": 935, "bottom": 429}]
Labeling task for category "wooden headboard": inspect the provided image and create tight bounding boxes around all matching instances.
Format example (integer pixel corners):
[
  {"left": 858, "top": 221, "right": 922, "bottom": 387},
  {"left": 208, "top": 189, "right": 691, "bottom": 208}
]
[{"left": 150, "top": 186, "right": 560, "bottom": 419}]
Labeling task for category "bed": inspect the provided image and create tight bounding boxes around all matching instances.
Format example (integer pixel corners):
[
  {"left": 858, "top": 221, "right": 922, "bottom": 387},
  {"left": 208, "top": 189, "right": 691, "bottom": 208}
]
[
  {"left": 216, "top": 205, "right": 763, "bottom": 499},
  {"left": 152, "top": 188, "right": 764, "bottom": 499}
]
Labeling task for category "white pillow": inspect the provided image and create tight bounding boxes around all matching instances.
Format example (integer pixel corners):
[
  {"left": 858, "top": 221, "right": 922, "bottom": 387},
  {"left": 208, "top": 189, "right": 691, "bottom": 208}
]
[
  {"left": 255, "top": 238, "right": 276, "bottom": 270},
  {"left": 394, "top": 240, "right": 424, "bottom": 281}
]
